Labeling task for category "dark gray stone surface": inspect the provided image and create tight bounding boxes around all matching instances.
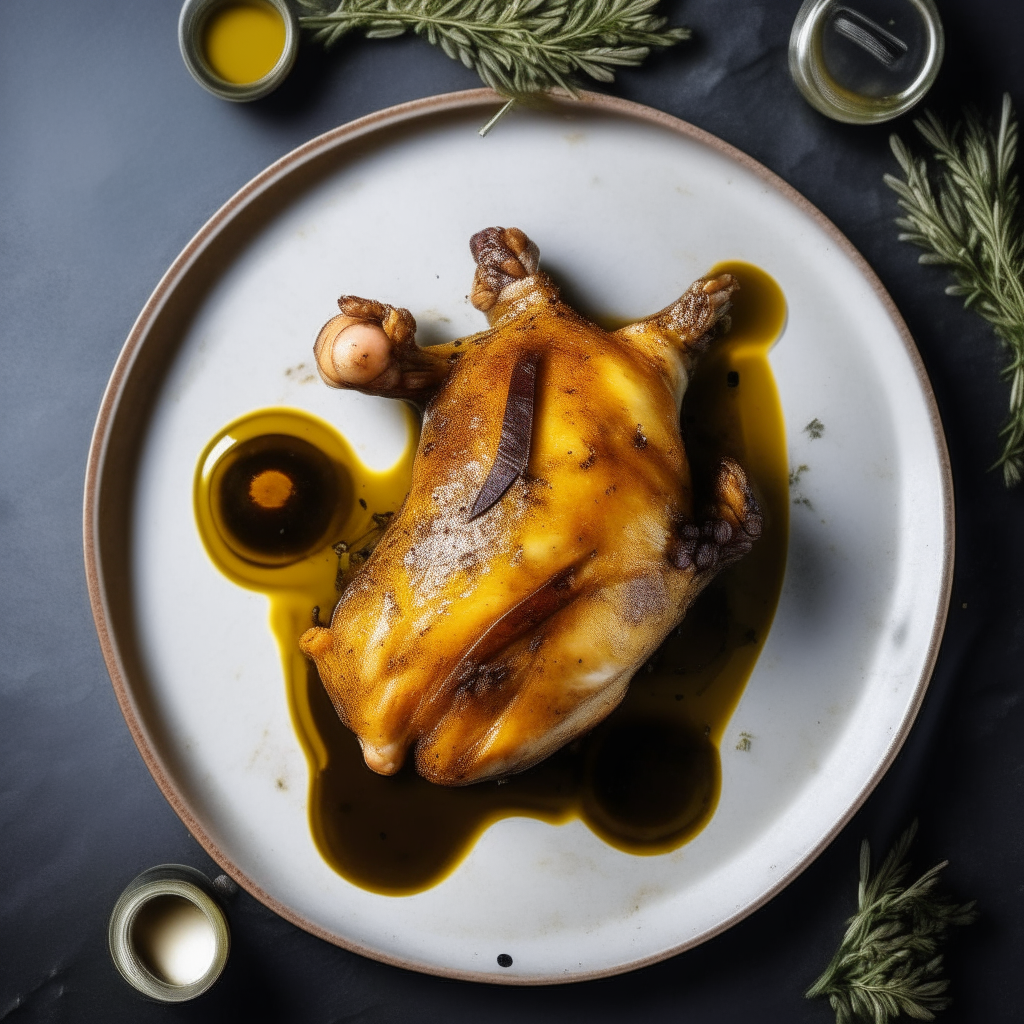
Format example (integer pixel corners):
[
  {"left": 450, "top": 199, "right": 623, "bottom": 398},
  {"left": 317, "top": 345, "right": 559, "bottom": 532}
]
[{"left": 1, "top": 1, "right": 1022, "bottom": 1020}]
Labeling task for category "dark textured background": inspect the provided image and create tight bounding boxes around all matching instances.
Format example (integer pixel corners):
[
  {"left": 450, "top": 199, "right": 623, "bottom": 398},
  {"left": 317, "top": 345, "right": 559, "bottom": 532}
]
[{"left": 2, "top": 1, "right": 1023, "bottom": 1020}]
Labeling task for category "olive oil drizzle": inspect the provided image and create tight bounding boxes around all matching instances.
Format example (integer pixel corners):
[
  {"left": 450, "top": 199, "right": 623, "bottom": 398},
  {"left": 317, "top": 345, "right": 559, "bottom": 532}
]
[
  {"left": 194, "top": 408, "right": 419, "bottom": 796},
  {"left": 194, "top": 263, "right": 788, "bottom": 896}
]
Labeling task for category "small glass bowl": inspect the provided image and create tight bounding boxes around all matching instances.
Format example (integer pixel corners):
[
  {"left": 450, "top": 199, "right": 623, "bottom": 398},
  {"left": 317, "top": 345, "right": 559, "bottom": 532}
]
[
  {"left": 178, "top": 0, "right": 298, "bottom": 103},
  {"left": 108, "top": 865, "right": 231, "bottom": 1002},
  {"left": 789, "top": 0, "right": 944, "bottom": 124}
]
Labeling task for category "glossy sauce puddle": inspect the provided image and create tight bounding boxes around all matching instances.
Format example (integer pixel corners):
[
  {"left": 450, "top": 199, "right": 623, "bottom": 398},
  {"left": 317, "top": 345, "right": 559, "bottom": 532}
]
[{"left": 194, "top": 263, "right": 788, "bottom": 895}]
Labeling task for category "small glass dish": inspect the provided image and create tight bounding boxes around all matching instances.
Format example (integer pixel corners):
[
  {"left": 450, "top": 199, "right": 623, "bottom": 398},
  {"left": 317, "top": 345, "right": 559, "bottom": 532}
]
[
  {"left": 178, "top": 0, "right": 298, "bottom": 103},
  {"left": 108, "top": 865, "right": 231, "bottom": 1003},
  {"left": 789, "top": 0, "right": 944, "bottom": 124}
]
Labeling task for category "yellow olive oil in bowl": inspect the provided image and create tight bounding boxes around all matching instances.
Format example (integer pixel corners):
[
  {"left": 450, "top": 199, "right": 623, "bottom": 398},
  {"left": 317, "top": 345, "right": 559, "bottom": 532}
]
[{"left": 178, "top": 0, "right": 297, "bottom": 101}]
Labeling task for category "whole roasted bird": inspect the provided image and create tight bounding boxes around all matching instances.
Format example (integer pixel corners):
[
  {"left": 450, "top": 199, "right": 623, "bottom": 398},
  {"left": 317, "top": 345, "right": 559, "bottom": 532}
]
[{"left": 300, "top": 227, "right": 761, "bottom": 785}]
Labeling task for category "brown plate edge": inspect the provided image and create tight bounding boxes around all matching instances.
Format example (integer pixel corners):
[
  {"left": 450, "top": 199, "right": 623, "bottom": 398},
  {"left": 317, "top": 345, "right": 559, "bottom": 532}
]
[{"left": 82, "top": 87, "right": 955, "bottom": 986}]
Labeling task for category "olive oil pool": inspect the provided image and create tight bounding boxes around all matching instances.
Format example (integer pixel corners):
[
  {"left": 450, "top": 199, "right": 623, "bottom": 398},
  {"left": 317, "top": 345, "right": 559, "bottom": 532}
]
[{"left": 193, "top": 262, "right": 788, "bottom": 895}]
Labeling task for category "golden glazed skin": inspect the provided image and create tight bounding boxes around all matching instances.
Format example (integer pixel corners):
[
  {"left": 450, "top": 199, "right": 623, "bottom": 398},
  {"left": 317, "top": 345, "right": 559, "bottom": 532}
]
[{"left": 300, "top": 227, "right": 762, "bottom": 786}]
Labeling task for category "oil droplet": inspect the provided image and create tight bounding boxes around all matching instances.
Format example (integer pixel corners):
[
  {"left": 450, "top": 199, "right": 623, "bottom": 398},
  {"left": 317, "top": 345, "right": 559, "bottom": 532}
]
[{"left": 202, "top": 0, "right": 285, "bottom": 85}]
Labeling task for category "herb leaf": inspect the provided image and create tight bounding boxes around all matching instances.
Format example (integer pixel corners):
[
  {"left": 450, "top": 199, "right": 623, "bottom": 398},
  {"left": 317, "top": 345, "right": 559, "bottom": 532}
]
[
  {"left": 297, "top": 0, "right": 690, "bottom": 99},
  {"left": 885, "top": 95, "right": 1024, "bottom": 486},
  {"left": 806, "top": 822, "right": 976, "bottom": 1024},
  {"left": 469, "top": 351, "right": 540, "bottom": 520}
]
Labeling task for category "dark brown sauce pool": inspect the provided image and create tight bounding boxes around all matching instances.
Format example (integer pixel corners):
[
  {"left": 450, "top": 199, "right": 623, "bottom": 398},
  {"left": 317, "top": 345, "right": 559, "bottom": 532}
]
[{"left": 194, "top": 262, "right": 788, "bottom": 895}]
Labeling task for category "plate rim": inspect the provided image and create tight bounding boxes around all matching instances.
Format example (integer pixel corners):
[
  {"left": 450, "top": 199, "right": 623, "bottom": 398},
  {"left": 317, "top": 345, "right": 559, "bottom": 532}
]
[{"left": 83, "top": 87, "right": 954, "bottom": 984}]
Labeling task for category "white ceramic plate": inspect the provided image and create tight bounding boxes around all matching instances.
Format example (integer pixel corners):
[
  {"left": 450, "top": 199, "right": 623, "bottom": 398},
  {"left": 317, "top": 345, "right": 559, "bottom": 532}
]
[{"left": 85, "top": 90, "right": 952, "bottom": 984}]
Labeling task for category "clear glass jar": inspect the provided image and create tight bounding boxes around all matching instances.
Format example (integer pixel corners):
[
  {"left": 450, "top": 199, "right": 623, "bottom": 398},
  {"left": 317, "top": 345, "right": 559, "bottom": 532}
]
[
  {"left": 789, "top": 0, "right": 944, "bottom": 124},
  {"left": 108, "top": 865, "right": 231, "bottom": 1002}
]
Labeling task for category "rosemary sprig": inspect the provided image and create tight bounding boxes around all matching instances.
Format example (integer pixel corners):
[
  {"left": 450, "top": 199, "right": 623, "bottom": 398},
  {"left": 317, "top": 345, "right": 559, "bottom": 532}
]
[
  {"left": 885, "top": 95, "right": 1024, "bottom": 487},
  {"left": 297, "top": 0, "right": 690, "bottom": 99},
  {"left": 806, "top": 823, "right": 976, "bottom": 1024}
]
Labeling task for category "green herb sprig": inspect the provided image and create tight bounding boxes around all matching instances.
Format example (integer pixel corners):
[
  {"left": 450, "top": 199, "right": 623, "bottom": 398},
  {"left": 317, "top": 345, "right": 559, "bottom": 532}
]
[
  {"left": 885, "top": 95, "right": 1024, "bottom": 487},
  {"left": 298, "top": 0, "right": 690, "bottom": 99},
  {"left": 806, "top": 823, "right": 976, "bottom": 1024}
]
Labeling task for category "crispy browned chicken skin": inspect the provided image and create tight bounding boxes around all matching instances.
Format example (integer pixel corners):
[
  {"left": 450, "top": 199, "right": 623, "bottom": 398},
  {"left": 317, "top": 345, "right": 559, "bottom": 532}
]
[{"left": 300, "top": 228, "right": 761, "bottom": 785}]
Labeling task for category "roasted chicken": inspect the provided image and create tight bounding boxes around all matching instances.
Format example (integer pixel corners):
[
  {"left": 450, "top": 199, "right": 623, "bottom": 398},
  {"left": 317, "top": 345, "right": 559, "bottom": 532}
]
[{"left": 300, "top": 227, "right": 761, "bottom": 785}]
